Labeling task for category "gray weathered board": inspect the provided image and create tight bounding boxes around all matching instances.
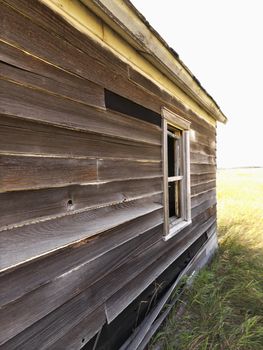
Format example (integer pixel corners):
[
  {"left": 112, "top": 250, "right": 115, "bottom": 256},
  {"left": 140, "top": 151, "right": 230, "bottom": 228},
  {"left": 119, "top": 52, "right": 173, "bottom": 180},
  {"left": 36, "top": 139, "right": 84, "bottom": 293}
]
[{"left": 0, "top": 0, "right": 217, "bottom": 348}]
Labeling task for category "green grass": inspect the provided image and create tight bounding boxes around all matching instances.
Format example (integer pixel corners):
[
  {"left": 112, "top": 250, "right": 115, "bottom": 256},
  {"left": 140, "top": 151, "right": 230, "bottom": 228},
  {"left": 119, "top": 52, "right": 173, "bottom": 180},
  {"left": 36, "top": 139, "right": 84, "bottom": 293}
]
[{"left": 151, "top": 168, "right": 263, "bottom": 350}]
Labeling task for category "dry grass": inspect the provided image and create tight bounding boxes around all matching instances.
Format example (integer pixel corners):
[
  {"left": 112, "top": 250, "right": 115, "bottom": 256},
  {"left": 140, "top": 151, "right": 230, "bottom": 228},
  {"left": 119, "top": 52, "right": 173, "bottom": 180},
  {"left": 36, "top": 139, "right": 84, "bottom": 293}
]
[{"left": 150, "top": 168, "right": 263, "bottom": 350}]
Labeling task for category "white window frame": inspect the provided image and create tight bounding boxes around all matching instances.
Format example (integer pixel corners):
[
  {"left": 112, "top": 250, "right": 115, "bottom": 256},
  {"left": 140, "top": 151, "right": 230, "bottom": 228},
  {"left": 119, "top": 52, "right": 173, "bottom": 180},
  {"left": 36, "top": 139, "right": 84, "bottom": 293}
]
[{"left": 162, "top": 107, "right": 191, "bottom": 240}]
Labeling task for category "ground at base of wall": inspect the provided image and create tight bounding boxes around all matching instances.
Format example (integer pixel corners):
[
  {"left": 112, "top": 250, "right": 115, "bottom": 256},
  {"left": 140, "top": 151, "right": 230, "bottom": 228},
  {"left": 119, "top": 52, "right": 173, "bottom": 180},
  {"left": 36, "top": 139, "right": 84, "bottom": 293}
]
[{"left": 149, "top": 168, "right": 263, "bottom": 350}]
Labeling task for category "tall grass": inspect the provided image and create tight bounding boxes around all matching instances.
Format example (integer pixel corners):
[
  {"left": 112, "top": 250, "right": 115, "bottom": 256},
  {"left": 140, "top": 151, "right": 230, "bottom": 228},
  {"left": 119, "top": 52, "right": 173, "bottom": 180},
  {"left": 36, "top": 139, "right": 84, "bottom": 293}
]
[{"left": 151, "top": 168, "right": 263, "bottom": 350}]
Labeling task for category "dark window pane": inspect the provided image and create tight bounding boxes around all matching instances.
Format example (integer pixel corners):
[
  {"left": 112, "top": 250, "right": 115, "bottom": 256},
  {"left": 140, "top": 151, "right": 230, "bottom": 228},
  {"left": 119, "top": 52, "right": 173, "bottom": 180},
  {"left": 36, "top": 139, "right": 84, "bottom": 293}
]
[
  {"left": 175, "top": 181, "right": 180, "bottom": 218},
  {"left": 175, "top": 139, "right": 181, "bottom": 176},
  {"left": 105, "top": 90, "right": 161, "bottom": 126},
  {"left": 168, "top": 181, "right": 181, "bottom": 218},
  {"left": 167, "top": 126, "right": 182, "bottom": 221},
  {"left": 169, "top": 182, "right": 175, "bottom": 217},
  {"left": 168, "top": 134, "right": 175, "bottom": 177}
]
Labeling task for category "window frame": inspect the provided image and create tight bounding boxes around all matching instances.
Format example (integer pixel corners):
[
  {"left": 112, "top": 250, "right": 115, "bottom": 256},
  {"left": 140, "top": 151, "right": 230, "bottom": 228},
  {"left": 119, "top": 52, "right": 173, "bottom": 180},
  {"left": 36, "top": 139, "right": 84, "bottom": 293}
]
[{"left": 162, "top": 107, "right": 191, "bottom": 240}]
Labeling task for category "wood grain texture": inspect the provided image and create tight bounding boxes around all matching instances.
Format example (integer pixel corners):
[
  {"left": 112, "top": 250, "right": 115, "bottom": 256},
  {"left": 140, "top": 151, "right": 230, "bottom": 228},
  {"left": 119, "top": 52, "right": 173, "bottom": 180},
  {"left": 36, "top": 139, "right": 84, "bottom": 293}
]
[
  {"left": 0, "top": 56, "right": 105, "bottom": 109},
  {"left": 129, "top": 68, "right": 217, "bottom": 133},
  {"left": 48, "top": 306, "right": 106, "bottom": 350},
  {"left": 0, "top": 2, "right": 161, "bottom": 114},
  {"left": 1, "top": 0, "right": 219, "bottom": 131},
  {"left": 0, "top": 226, "right": 161, "bottom": 345},
  {"left": 0, "top": 2, "right": 219, "bottom": 133},
  {"left": 0, "top": 1, "right": 220, "bottom": 348},
  {"left": 41, "top": 212, "right": 211, "bottom": 336},
  {"left": 0, "top": 2, "right": 123, "bottom": 87},
  {"left": 0, "top": 209, "right": 163, "bottom": 308},
  {"left": 191, "top": 173, "right": 216, "bottom": 186},
  {"left": 98, "top": 159, "right": 162, "bottom": 181},
  {"left": 190, "top": 152, "right": 216, "bottom": 165},
  {"left": 0, "top": 116, "right": 160, "bottom": 161},
  {"left": 191, "top": 132, "right": 216, "bottom": 149},
  {"left": 1, "top": 0, "right": 214, "bottom": 130},
  {"left": 0, "top": 194, "right": 162, "bottom": 272},
  {"left": 3, "top": 0, "right": 128, "bottom": 74},
  {"left": 191, "top": 189, "right": 216, "bottom": 208},
  {"left": 190, "top": 163, "right": 216, "bottom": 175},
  {"left": 1, "top": 287, "right": 107, "bottom": 350},
  {"left": 105, "top": 214, "right": 216, "bottom": 322},
  {"left": 190, "top": 142, "right": 216, "bottom": 157},
  {"left": 0, "top": 155, "right": 162, "bottom": 193},
  {"left": 1, "top": 225, "right": 162, "bottom": 348},
  {"left": 0, "top": 178, "right": 162, "bottom": 229},
  {"left": 192, "top": 199, "right": 217, "bottom": 218},
  {"left": 0, "top": 155, "right": 97, "bottom": 193},
  {"left": 191, "top": 180, "right": 216, "bottom": 196},
  {"left": 0, "top": 191, "right": 216, "bottom": 348},
  {"left": 2, "top": 0, "right": 181, "bottom": 119},
  {"left": 0, "top": 79, "right": 161, "bottom": 146},
  {"left": 129, "top": 67, "right": 164, "bottom": 97}
]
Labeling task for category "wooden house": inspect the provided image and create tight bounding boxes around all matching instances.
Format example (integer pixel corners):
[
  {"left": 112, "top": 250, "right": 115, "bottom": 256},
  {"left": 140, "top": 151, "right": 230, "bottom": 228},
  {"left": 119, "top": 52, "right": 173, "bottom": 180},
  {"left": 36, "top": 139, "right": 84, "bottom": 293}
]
[{"left": 0, "top": 0, "right": 227, "bottom": 349}]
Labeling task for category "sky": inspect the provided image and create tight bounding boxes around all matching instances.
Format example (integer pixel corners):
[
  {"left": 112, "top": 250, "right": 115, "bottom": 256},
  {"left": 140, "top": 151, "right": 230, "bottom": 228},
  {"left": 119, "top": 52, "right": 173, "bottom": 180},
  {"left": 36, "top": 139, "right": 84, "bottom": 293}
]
[{"left": 131, "top": 0, "right": 263, "bottom": 168}]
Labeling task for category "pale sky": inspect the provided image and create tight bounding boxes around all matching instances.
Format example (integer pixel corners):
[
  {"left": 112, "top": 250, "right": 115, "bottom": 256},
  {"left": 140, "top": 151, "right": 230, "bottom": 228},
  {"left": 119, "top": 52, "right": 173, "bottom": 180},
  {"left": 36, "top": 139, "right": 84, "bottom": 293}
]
[{"left": 131, "top": 0, "right": 263, "bottom": 168}]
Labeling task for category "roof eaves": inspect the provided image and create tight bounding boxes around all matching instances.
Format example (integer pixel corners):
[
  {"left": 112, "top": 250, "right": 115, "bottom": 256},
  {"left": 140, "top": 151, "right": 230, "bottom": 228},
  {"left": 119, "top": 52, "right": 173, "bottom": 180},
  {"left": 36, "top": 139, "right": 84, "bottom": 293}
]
[{"left": 81, "top": 0, "right": 228, "bottom": 124}]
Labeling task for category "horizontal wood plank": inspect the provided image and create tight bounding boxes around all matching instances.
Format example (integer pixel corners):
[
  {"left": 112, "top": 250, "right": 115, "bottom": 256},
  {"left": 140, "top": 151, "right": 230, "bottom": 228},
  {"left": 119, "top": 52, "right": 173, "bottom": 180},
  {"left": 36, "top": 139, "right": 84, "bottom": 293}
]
[
  {"left": 0, "top": 155, "right": 162, "bottom": 193},
  {"left": 104, "top": 215, "right": 216, "bottom": 322},
  {"left": 0, "top": 194, "right": 162, "bottom": 272},
  {"left": 190, "top": 163, "right": 216, "bottom": 175},
  {"left": 105, "top": 217, "right": 215, "bottom": 322},
  {"left": 1, "top": 1, "right": 220, "bottom": 133},
  {"left": 0, "top": 79, "right": 161, "bottom": 146},
  {"left": 0, "top": 53, "right": 105, "bottom": 109},
  {"left": 0, "top": 225, "right": 161, "bottom": 346},
  {"left": 0, "top": 209, "right": 163, "bottom": 308},
  {"left": 191, "top": 173, "right": 216, "bottom": 185},
  {"left": 129, "top": 68, "right": 217, "bottom": 134},
  {"left": 98, "top": 159, "right": 162, "bottom": 181},
  {"left": 0, "top": 2, "right": 161, "bottom": 114},
  {"left": 190, "top": 141, "right": 216, "bottom": 156},
  {"left": 2, "top": 211, "right": 215, "bottom": 348},
  {"left": 0, "top": 155, "right": 97, "bottom": 193},
  {"left": 0, "top": 116, "right": 160, "bottom": 161},
  {"left": 129, "top": 67, "right": 164, "bottom": 97},
  {"left": 191, "top": 180, "right": 216, "bottom": 196},
  {"left": 192, "top": 199, "right": 217, "bottom": 218},
  {"left": 0, "top": 2, "right": 221, "bottom": 349},
  {"left": 83, "top": 215, "right": 215, "bottom": 325},
  {"left": 190, "top": 152, "right": 216, "bottom": 165},
  {"left": 190, "top": 130, "right": 216, "bottom": 148},
  {"left": 2, "top": 0, "right": 208, "bottom": 127},
  {"left": 191, "top": 125, "right": 216, "bottom": 138},
  {"left": 191, "top": 189, "right": 216, "bottom": 208},
  {"left": 48, "top": 306, "right": 106, "bottom": 350},
  {"left": 3, "top": 0, "right": 128, "bottom": 74},
  {"left": 0, "top": 178, "right": 162, "bottom": 229}
]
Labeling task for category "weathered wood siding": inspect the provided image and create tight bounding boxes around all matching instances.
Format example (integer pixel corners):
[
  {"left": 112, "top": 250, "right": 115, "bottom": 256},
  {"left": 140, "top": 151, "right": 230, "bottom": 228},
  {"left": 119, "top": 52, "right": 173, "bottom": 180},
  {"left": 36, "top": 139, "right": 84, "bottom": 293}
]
[{"left": 0, "top": 1, "right": 217, "bottom": 349}]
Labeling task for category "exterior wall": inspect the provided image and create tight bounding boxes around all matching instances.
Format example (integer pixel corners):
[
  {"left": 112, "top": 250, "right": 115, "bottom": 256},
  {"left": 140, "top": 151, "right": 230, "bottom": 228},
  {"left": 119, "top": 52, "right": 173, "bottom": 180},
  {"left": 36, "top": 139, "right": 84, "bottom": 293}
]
[
  {"left": 40, "top": 0, "right": 217, "bottom": 127},
  {"left": 0, "top": 1, "right": 216, "bottom": 349}
]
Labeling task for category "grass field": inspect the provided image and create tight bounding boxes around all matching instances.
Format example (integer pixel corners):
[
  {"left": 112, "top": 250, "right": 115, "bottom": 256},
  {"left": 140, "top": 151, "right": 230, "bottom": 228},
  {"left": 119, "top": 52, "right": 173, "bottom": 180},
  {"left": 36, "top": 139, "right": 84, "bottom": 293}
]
[{"left": 151, "top": 168, "right": 263, "bottom": 350}]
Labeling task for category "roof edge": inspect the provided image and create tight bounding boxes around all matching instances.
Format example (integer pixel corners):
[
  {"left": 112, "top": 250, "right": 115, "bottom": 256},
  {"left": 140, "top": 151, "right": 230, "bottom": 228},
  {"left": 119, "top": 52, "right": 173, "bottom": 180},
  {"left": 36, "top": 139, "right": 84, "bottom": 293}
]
[{"left": 80, "top": 0, "right": 227, "bottom": 123}]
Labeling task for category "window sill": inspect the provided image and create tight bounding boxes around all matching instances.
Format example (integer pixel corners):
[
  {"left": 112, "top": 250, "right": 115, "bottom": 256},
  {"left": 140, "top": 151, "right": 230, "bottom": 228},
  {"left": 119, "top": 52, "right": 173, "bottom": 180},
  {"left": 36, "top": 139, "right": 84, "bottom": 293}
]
[{"left": 163, "top": 220, "right": 192, "bottom": 241}]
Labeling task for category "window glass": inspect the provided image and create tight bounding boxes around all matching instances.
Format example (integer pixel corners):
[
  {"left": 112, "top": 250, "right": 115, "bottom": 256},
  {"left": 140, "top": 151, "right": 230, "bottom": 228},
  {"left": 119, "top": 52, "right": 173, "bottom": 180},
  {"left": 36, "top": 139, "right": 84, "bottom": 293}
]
[
  {"left": 168, "top": 181, "right": 180, "bottom": 218},
  {"left": 162, "top": 107, "right": 191, "bottom": 239},
  {"left": 175, "top": 139, "right": 181, "bottom": 176},
  {"left": 168, "top": 181, "right": 175, "bottom": 217},
  {"left": 167, "top": 127, "right": 182, "bottom": 177},
  {"left": 168, "top": 133, "right": 175, "bottom": 177},
  {"left": 167, "top": 126, "right": 182, "bottom": 219}
]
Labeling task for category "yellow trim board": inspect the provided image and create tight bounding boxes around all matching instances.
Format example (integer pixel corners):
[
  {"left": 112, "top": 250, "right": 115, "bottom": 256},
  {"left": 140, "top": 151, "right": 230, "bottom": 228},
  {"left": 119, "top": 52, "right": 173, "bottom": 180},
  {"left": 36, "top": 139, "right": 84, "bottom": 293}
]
[{"left": 40, "top": 0, "right": 216, "bottom": 126}]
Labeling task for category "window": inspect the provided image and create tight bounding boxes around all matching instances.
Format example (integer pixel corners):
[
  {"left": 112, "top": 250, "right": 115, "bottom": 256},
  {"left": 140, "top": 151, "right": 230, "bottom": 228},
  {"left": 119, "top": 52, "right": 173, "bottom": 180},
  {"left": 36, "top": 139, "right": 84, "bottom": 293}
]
[{"left": 162, "top": 108, "right": 191, "bottom": 240}]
